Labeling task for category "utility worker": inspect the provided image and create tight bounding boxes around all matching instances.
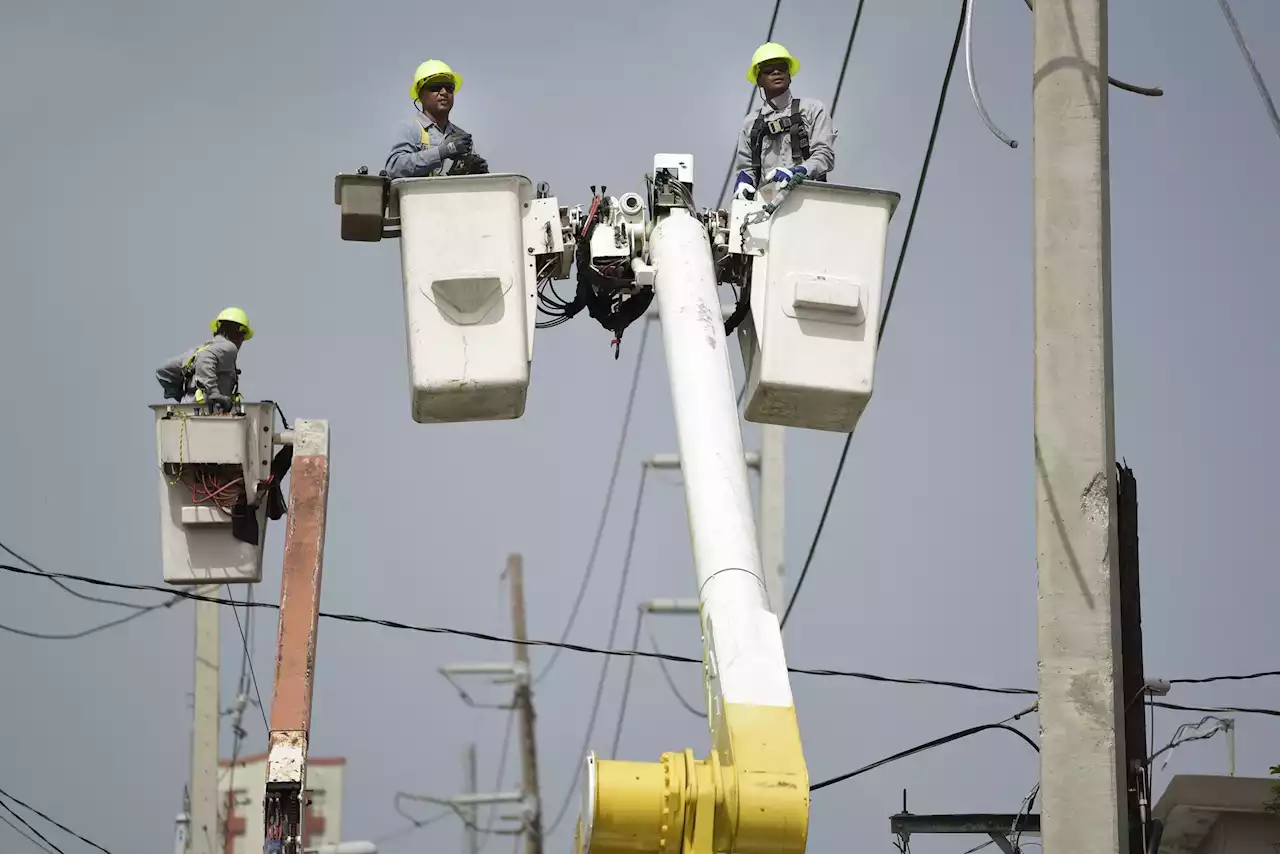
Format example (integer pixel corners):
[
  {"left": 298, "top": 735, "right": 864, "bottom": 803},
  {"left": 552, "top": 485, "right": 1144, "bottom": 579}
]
[
  {"left": 155, "top": 307, "right": 253, "bottom": 413},
  {"left": 731, "top": 43, "right": 836, "bottom": 201},
  {"left": 385, "top": 59, "right": 489, "bottom": 179}
]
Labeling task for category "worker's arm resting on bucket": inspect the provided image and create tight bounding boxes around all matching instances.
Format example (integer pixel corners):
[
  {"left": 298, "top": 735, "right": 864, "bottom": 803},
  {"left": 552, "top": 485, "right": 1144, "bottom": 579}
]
[{"left": 191, "top": 338, "right": 238, "bottom": 412}]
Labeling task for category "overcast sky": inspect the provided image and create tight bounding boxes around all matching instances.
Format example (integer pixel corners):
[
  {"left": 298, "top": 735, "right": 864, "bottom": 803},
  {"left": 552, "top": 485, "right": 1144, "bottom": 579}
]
[{"left": 2, "top": 1, "right": 1279, "bottom": 852}]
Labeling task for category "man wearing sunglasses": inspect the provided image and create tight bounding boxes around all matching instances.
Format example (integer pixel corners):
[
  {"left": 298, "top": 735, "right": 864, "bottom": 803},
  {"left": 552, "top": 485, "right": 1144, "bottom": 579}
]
[
  {"left": 731, "top": 42, "right": 835, "bottom": 201},
  {"left": 385, "top": 59, "right": 488, "bottom": 179}
]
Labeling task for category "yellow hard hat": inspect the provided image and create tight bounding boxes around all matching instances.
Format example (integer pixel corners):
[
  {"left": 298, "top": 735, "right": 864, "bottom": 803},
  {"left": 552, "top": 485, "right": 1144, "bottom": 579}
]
[
  {"left": 410, "top": 59, "right": 463, "bottom": 99},
  {"left": 747, "top": 42, "right": 800, "bottom": 85},
  {"left": 211, "top": 307, "right": 254, "bottom": 341}
]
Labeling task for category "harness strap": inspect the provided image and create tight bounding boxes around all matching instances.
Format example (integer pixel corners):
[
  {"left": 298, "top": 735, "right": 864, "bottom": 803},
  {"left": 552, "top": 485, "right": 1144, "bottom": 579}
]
[{"left": 749, "top": 99, "right": 825, "bottom": 184}]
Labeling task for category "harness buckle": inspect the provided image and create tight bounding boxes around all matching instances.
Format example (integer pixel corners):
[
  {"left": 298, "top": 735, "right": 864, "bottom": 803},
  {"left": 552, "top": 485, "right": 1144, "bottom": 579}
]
[{"left": 765, "top": 116, "right": 793, "bottom": 135}]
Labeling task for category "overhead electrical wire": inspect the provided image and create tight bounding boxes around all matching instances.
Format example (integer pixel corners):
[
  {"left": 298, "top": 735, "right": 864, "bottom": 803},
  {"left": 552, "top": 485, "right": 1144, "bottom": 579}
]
[
  {"left": 546, "top": 466, "right": 649, "bottom": 836},
  {"left": 1214, "top": 0, "right": 1280, "bottom": 142},
  {"left": 809, "top": 707, "right": 1040, "bottom": 792},
  {"left": 827, "top": 0, "right": 868, "bottom": 119},
  {"left": 1019, "top": 0, "right": 1163, "bottom": 97},
  {"left": 0, "top": 786, "right": 112, "bottom": 854},
  {"left": 0, "top": 802, "right": 62, "bottom": 854},
  {"left": 780, "top": 0, "right": 969, "bottom": 630},
  {"left": 0, "top": 809, "right": 57, "bottom": 854},
  {"left": 6, "top": 562, "right": 1280, "bottom": 709},
  {"left": 534, "top": 320, "right": 650, "bottom": 685},
  {"left": 714, "top": 0, "right": 785, "bottom": 208},
  {"left": 0, "top": 538, "right": 156, "bottom": 611}
]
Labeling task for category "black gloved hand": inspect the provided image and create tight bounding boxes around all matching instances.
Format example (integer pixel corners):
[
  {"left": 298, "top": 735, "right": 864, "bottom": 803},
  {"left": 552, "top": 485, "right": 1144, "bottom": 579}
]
[{"left": 440, "top": 134, "right": 473, "bottom": 159}]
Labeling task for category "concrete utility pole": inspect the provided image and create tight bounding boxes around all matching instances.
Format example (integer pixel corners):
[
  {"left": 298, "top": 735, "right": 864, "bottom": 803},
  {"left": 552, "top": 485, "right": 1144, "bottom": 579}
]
[
  {"left": 190, "top": 586, "right": 220, "bottom": 854},
  {"left": 1033, "top": 3, "right": 1128, "bottom": 853},
  {"left": 507, "top": 554, "right": 544, "bottom": 854},
  {"left": 462, "top": 744, "right": 480, "bottom": 854}
]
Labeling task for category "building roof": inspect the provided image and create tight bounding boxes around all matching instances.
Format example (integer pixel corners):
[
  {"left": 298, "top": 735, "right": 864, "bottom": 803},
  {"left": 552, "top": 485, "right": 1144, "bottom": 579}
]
[
  {"left": 1154, "top": 774, "right": 1278, "bottom": 854},
  {"left": 219, "top": 752, "right": 347, "bottom": 768}
]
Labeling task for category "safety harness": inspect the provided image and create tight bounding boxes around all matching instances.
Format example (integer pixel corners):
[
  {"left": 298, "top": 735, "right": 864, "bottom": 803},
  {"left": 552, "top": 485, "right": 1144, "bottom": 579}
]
[
  {"left": 748, "top": 98, "right": 828, "bottom": 187},
  {"left": 178, "top": 341, "right": 240, "bottom": 408}
]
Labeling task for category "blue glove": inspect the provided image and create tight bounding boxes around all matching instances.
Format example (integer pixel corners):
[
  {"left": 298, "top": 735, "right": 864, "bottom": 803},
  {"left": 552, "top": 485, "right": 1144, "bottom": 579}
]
[
  {"left": 768, "top": 165, "right": 807, "bottom": 185},
  {"left": 732, "top": 169, "right": 757, "bottom": 200}
]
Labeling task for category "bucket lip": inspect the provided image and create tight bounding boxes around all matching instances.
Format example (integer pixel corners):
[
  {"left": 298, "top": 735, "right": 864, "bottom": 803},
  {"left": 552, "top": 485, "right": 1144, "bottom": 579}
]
[
  {"left": 799, "top": 182, "right": 903, "bottom": 216},
  {"left": 391, "top": 173, "right": 533, "bottom": 194}
]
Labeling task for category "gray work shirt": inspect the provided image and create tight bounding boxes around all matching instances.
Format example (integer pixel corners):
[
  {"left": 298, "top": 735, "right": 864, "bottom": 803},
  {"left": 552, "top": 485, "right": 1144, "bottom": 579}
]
[
  {"left": 156, "top": 334, "right": 240, "bottom": 407},
  {"left": 384, "top": 111, "right": 476, "bottom": 179},
  {"left": 731, "top": 89, "right": 836, "bottom": 182}
]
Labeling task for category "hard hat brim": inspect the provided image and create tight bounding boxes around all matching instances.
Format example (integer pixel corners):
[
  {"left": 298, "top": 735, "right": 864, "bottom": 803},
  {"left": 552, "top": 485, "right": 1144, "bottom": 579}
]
[
  {"left": 747, "top": 55, "right": 800, "bottom": 85},
  {"left": 411, "top": 70, "right": 463, "bottom": 99}
]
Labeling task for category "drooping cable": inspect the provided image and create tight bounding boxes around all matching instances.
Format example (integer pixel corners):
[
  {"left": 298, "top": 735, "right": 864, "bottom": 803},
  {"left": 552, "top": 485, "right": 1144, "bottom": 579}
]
[
  {"left": 608, "top": 610, "right": 646, "bottom": 759},
  {"left": 8, "top": 562, "right": 1279, "bottom": 705},
  {"left": 780, "top": 0, "right": 969, "bottom": 630},
  {"left": 1214, "top": 0, "right": 1280, "bottom": 142},
  {"left": 810, "top": 710, "right": 1039, "bottom": 792},
  {"left": 645, "top": 620, "right": 706, "bottom": 719},
  {"left": 964, "top": 0, "right": 1018, "bottom": 148},
  {"left": 0, "top": 808, "right": 58, "bottom": 854},
  {"left": 0, "top": 786, "right": 111, "bottom": 854},
  {"left": 1020, "top": 0, "right": 1164, "bottom": 97},
  {"left": 546, "top": 466, "right": 648, "bottom": 835},
  {"left": 0, "top": 538, "right": 151, "bottom": 611},
  {"left": 828, "top": 0, "right": 868, "bottom": 119},
  {"left": 534, "top": 320, "right": 650, "bottom": 684}
]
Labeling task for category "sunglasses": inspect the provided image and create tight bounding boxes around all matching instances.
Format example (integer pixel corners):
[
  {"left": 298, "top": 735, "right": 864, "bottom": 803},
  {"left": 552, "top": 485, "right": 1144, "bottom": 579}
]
[{"left": 422, "top": 80, "right": 455, "bottom": 94}]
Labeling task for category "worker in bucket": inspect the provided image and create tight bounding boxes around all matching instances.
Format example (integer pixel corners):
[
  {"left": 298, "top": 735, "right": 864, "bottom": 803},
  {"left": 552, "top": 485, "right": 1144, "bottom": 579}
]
[
  {"left": 155, "top": 307, "right": 252, "bottom": 414},
  {"left": 731, "top": 42, "right": 836, "bottom": 201},
  {"left": 385, "top": 59, "right": 489, "bottom": 179}
]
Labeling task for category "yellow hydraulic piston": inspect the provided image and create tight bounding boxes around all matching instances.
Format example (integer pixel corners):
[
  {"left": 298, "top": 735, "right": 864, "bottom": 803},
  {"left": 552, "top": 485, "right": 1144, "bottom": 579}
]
[{"left": 573, "top": 175, "right": 809, "bottom": 854}]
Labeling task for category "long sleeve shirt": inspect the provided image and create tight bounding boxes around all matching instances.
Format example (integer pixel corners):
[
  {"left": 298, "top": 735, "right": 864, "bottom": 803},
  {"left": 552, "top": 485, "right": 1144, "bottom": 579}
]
[
  {"left": 384, "top": 111, "right": 478, "bottom": 179},
  {"left": 156, "top": 334, "right": 240, "bottom": 408},
  {"left": 731, "top": 89, "right": 836, "bottom": 182}
]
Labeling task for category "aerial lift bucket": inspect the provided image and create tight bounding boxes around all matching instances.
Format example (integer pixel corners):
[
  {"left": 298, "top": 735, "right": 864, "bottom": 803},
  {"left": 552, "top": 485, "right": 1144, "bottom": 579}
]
[
  {"left": 735, "top": 181, "right": 901, "bottom": 433},
  {"left": 152, "top": 402, "right": 276, "bottom": 585}
]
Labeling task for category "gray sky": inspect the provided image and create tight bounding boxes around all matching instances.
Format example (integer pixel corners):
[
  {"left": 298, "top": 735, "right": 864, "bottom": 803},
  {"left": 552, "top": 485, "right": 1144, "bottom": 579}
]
[{"left": 2, "top": 0, "right": 1279, "bottom": 852}]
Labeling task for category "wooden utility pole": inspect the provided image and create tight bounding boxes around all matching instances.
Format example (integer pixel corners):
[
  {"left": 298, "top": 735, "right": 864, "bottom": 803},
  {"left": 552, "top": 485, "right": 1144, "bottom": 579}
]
[
  {"left": 507, "top": 554, "right": 544, "bottom": 854},
  {"left": 1033, "top": 2, "right": 1128, "bottom": 853}
]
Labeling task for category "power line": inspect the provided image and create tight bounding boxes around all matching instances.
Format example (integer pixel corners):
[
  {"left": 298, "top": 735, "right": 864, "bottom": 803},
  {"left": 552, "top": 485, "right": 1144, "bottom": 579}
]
[
  {"left": 809, "top": 708, "right": 1040, "bottom": 792},
  {"left": 1153, "top": 701, "right": 1280, "bottom": 719},
  {"left": 226, "top": 586, "right": 269, "bottom": 732},
  {"left": 1172, "top": 670, "right": 1280, "bottom": 685},
  {"left": 1214, "top": 0, "right": 1280, "bottom": 142},
  {"left": 0, "top": 596, "right": 181, "bottom": 640},
  {"left": 535, "top": 320, "right": 650, "bottom": 685},
  {"left": 645, "top": 619, "right": 706, "bottom": 719},
  {"left": 828, "top": 0, "right": 868, "bottom": 119},
  {"left": 1019, "top": 0, "right": 1164, "bottom": 97},
  {"left": 1149, "top": 715, "right": 1230, "bottom": 765},
  {"left": 714, "top": 0, "right": 785, "bottom": 208},
  {"left": 546, "top": 465, "right": 649, "bottom": 836},
  {"left": 7, "top": 562, "right": 1279, "bottom": 706},
  {"left": 0, "top": 802, "right": 61, "bottom": 854},
  {"left": 0, "top": 539, "right": 154, "bottom": 611},
  {"left": 780, "top": 0, "right": 969, "bottom": 630},
  {"left": 0, "top": 786, "right": 112, "bottom": 854}
]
